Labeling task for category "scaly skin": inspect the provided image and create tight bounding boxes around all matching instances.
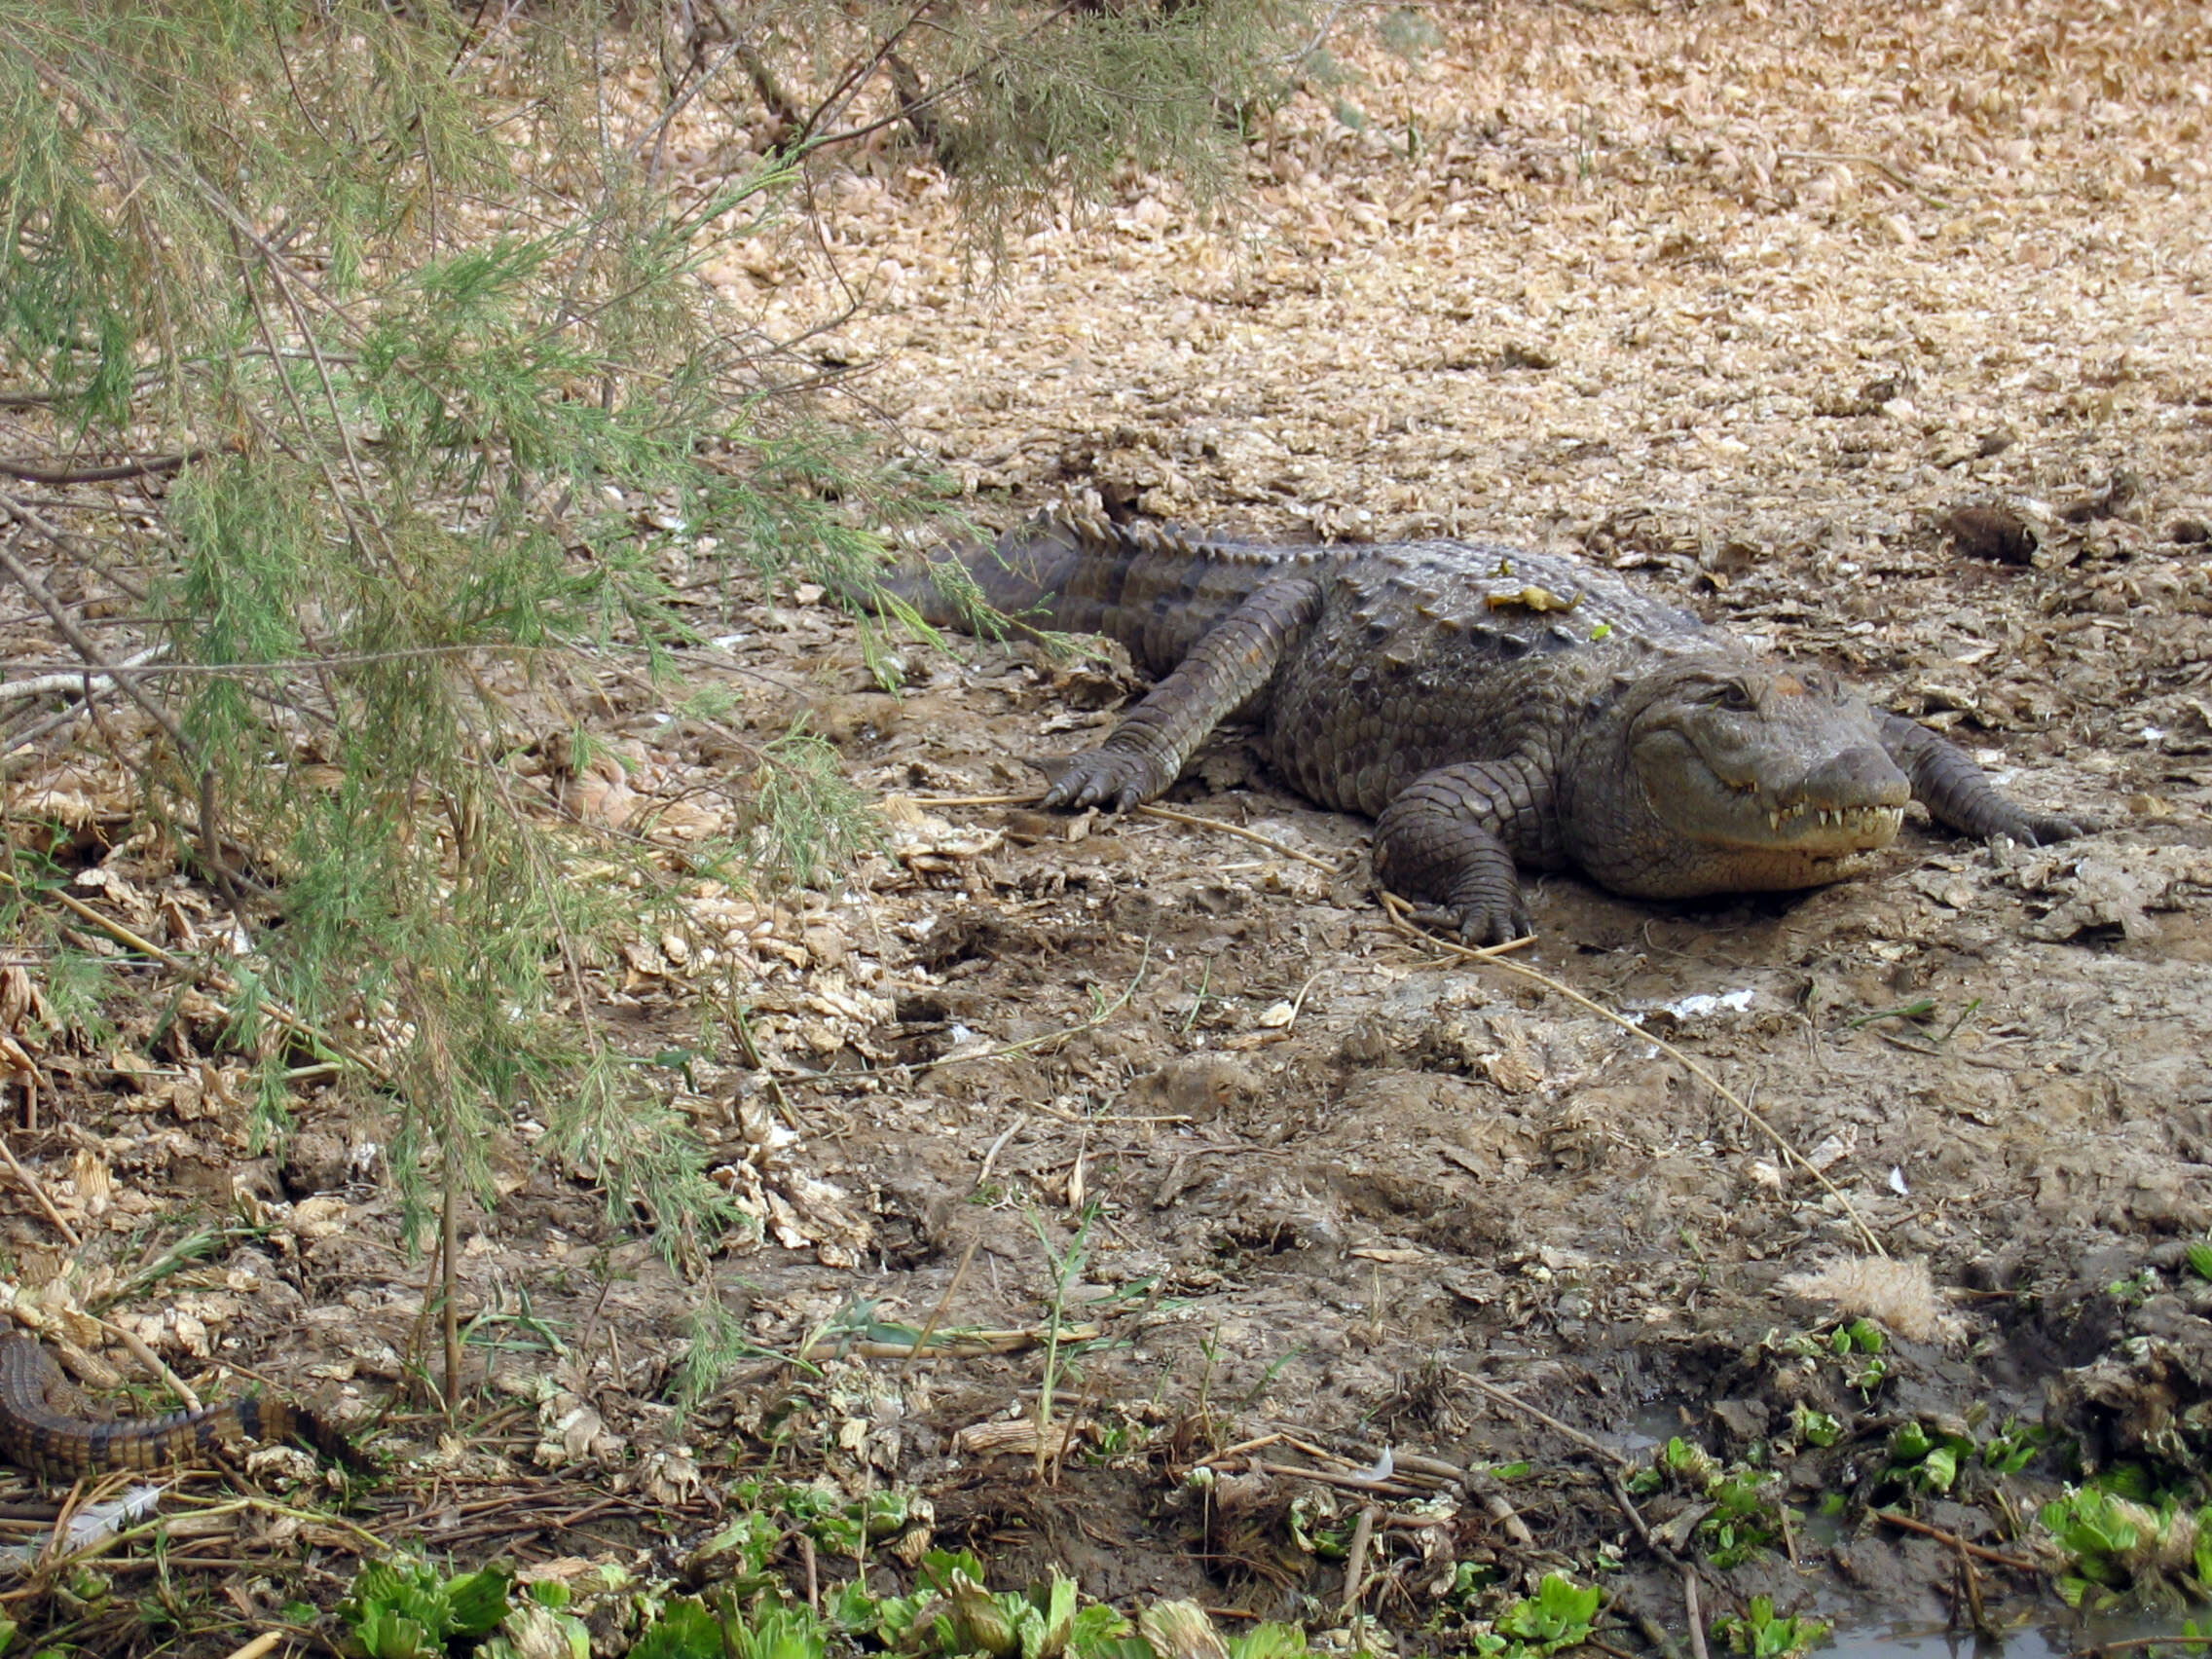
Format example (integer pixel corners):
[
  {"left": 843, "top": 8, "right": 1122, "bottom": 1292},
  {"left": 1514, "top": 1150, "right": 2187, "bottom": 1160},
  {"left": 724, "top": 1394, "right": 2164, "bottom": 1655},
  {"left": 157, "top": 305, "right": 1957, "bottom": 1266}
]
[
  {"left": 896, "top": 513, "right": 2085, "bottom": 942},
  {"left": 0, "top": 1335, "right": 364, "bottom": 1480}
]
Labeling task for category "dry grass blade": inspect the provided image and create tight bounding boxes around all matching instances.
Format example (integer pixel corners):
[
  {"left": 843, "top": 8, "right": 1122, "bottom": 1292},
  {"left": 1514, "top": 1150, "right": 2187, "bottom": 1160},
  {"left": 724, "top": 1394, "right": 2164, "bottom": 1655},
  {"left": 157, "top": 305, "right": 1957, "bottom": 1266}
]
[
  {"left": 0, "top": 1133, "right": 80, "bottom": 1249},
  {"left": 1134, "top": 803, "right": 1346, "bottom": 872}
]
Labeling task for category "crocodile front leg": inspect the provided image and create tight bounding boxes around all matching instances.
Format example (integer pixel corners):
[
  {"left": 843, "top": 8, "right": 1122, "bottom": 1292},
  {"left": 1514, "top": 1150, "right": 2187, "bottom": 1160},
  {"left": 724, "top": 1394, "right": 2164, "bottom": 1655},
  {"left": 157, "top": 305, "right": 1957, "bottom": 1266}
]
[
  {"left": 1372, "top": 758, "right": 1558, "bottom": 945},
  {"left": 1043, "top": 572, "right": 1325, "bottom": 811},
  {"left": 1876, "top": 712, "right": 2086, "bottom": 846}
]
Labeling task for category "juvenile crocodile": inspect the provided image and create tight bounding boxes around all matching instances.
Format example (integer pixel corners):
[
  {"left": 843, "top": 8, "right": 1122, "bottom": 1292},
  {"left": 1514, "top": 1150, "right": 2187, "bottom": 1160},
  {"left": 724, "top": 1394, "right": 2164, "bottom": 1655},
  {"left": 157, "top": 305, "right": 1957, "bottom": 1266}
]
[
  {"left": 895, "top": 512, "right": 2083, "bottom": 942},
  {"left": 0, "top": 1334, "right": 364, "bottom": 1480}
]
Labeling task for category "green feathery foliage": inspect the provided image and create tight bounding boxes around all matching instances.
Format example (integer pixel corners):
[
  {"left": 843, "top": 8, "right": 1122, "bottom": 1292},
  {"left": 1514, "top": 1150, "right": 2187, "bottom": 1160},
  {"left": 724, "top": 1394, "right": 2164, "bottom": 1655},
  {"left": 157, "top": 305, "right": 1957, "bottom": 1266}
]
[{"left": 0, "top": 0, "right": 1313, "bottom": 1356}]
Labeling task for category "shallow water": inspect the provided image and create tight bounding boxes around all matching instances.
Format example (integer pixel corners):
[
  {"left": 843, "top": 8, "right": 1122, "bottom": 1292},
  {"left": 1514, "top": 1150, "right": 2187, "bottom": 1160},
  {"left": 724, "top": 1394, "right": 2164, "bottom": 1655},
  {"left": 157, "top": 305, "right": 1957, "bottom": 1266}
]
[{"left": 1822, "top": 1628, "right": 2072, "bottom": 1659}]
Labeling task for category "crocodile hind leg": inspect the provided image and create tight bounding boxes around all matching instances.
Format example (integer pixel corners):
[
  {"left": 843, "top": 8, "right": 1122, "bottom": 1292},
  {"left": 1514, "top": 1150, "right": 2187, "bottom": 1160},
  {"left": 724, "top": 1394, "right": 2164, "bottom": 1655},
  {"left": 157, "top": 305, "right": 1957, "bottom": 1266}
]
[
  {"left": 1043, "top": 572, "right": 1324, "bottom": 811},
  {"left": 1372, "top": 758, "right": 1559, "bottom": 945},
  {"left": 1876, "top": 713, "right": 2086, "bottom": 846}
]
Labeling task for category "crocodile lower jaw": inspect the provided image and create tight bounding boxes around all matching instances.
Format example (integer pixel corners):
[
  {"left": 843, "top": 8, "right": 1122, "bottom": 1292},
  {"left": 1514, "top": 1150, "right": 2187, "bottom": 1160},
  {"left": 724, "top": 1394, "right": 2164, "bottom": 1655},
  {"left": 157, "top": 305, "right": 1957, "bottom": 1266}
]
[{"left": 1760, "top": 801, "right": 1905, "bottom": 843}]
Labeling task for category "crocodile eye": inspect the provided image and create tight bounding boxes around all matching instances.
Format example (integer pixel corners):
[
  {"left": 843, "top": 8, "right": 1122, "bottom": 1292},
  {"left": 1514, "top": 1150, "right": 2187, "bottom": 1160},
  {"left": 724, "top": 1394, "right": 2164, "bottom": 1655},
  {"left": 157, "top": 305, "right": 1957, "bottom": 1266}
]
[{"left": 1714, "top": 682, "right": 1754, "bottom": 711}]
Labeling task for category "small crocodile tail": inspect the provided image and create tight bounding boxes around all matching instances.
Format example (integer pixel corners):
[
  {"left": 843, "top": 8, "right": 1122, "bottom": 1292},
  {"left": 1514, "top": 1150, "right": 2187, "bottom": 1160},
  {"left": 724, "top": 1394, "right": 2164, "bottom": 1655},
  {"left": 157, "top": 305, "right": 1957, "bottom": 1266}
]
[
  {"left": 53, "top": 1396, "right": 364, "bottom": 1476},
  {"left": 254, "top": 1396, "right": 373, "bottom": 1470},
  {"left": 891, "top": 511, "right": 1303, "bottom": 677}
]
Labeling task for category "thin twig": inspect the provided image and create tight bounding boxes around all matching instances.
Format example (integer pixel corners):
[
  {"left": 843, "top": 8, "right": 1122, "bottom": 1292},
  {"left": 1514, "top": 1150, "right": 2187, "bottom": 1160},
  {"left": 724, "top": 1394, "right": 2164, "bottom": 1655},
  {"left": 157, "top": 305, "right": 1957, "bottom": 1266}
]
[
  {"left": 1254, "top": 1461, "right": 1419, "bottom": 1497},
  {"left": 1340, "top": 1504, "right": 1377, "bottom": 1614},
  {"left": 977, "top": 1117, "right": 1026, "bottom": 1193},
  {"left": 91, "top": 1315, "right": 203, "bottom": 1412},
  {"left": 0, "top": 645, "right": 168, "bottom": 702},
  {"left": 1606, "top": 1470, "right": 1665, "bottom": 1559},
  {"left": 1957, "top": 1532, "right": 1992, "bottom": 1640},
  {"left": 0, "top": 1133, "right": 81, "bottom": 1248},
  {"left": 0, "top": 449, "right": 211, "bottom": 485},
  {"left": 1134, "top": 803, "right": 1346, "bottom": 873},
  {"left": 900, "top": 1240, "right": 979, "bottom": 1378},
  {"left": 1385, "top": 894, "right": 1881, "bottom": 1255},
  {"left": 1681, "top": 1568, "right": 1710, "bottom": 1659},
  {"left": 1454, "top": 1369, "right": 1634, "bottom": 1467},
  {"left": 1873, "top": 1509, "right": 2040, "bottom": 1570}
]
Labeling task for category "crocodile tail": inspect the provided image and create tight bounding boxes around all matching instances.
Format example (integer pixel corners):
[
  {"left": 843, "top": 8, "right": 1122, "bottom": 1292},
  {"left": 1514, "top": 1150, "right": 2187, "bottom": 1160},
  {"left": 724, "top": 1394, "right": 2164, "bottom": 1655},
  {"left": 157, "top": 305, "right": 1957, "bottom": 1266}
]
[
  {"left": 895, "top": 511, "right": 1301, "bottom": 676},
  {"left": 252, "top": 1397, "right": 372, "bottom": 1471},
  {"left": 78, "top": 1396, "right": 366, "bottom": 1474}
]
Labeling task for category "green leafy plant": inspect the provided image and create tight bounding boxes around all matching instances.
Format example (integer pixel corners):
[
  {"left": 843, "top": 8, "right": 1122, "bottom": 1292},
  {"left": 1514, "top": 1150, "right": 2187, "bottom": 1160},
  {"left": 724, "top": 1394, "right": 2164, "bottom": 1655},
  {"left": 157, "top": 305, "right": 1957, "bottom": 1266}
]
[
  {"left": 1470, "top": 1575, "right": 1603, "bottom": 1658},
  {"left": 1713, "top": 1596, "right": 1829, "bottom": 1659},
  {"left": 1632, "top": 1439, "right": 1787, "bottom": 1567},
  {"left": 1789, "top": 1405, "right": 1843, "bottom": 1449},
  {"left": 2038, "top": 1487, "right": 2212, "bottom": 1608},
  {"left": 337, "top": 1558, "right": 514, "bottom": 1658},
  {"left": 1886, "top": 1422, "right": 1975, "bottom": 1495},
  {"left": 1701, "top": 1470, "right": 1785, "bottom": 1568},
  {"left": 630, "top": 1601, "right": 729, "bottom": 1659}
]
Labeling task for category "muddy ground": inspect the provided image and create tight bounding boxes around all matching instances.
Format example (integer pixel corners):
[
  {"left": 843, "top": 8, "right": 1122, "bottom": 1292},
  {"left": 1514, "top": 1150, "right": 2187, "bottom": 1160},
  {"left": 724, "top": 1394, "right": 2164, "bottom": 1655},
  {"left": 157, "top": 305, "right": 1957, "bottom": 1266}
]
[
  {"left": 4, "top": 0, "right": 2212, "bottom": 1650},
  {"left": 692, "top": 0, "right": 2212, "bottom": 1640}
]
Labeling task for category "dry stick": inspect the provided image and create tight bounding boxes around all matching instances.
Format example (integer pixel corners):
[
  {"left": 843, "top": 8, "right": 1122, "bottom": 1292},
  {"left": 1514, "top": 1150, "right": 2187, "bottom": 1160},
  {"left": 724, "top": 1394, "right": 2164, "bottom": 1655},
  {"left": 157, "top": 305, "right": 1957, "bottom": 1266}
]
[
  {"left": 1607, "top": 1467, "right": 1707, "bottom": 1659},
  {"left": 1382, "top": 894, "right": 1882, "bottom": 1256},
  {"left": 1477, "top": 1487, "right": 1535, "bottom": 1548},
  {"left": 798, "top": 1530, "right": 820, "bottom": 1613},
  {"left": 0, "top": 450, "right": 210, "bottom": 486},
  {"left": 1204, "top": 1432, "right": 1285, "bottom": 1463},
  {"left": 1135, "top": 803, "right": 1346, "bottom": 873},
  {"left": 1873, "top": 1509, "right": 2040, "bottom": 1571},
  {"left": 91, "top": 1315, "right": 202, "bottom": 1412},
  {"left": 219, "top": 1633, "right": 285, "bottom": 1659},
  {"left": 0, "top": 1132, "right": 80, "bottom": 1249},
  {"left": 977, "top": 1117, "right": 1026, "bottom": 1193},
  {"left": 0, "top": 1119, "right": 80, "bottom": 1247},
  {"left": 1453, "top": 1368, "right": 1633, "bottom": 1467},
  {"left": 900, "top": 1239, "right": 980, "bottom": 1378},
  {"left": 0, "top": 645, "right": 167, "bottom": 702},
  {"left": 1681, "top": 1569, "right": 1710, "bottom": 1659},
  {"left": 1255, "top": 1461, "right": 1419, "bottom": 1498},
  {"left": 1956, "top": 1534, "right": 1992, "bottom": 1641},
  {"left": 1339, "top": 1503, "right": 1378, "bottom": 1615},
  {"left": 0, "top": 497, "right": 234, "bottom": 895}
]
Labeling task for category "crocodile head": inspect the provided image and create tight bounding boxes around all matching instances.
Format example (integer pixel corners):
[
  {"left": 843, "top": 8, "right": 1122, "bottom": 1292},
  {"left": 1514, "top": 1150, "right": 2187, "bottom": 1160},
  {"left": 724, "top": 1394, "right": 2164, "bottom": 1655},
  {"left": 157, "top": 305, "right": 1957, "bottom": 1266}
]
[{"left": 1567, "top": 654, "right": 1910, "bottom": 898}]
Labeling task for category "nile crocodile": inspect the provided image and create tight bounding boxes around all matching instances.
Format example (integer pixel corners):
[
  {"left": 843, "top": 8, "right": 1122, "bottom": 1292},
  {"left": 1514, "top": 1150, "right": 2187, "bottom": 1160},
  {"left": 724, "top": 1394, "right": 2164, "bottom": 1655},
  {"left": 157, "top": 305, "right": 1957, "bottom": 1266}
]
[{"left": 894, "top": 513, "right": 2083, "bottom": 942}]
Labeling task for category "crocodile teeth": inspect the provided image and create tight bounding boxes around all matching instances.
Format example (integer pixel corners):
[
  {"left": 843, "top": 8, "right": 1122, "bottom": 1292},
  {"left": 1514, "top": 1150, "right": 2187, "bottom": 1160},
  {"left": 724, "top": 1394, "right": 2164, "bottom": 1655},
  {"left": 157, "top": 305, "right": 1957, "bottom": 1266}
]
[{"left": 1768, "top": 802, "right": 1906, "bottom": 838}]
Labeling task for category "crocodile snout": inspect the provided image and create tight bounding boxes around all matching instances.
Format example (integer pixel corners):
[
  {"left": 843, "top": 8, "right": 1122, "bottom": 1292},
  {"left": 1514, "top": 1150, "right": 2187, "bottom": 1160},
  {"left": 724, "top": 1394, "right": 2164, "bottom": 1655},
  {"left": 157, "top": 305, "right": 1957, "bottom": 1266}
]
[{"left": 1793, "top": 744, "right": 1910, "bottom": 809}]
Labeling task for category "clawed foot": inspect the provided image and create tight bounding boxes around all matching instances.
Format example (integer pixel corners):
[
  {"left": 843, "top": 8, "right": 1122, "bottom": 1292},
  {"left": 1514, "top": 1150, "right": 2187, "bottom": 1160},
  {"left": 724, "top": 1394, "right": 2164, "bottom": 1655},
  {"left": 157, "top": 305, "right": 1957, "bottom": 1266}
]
[
  {"left": 1984, "top": 807, "right": 2094, "bottom": 847},
  {"left": 1035, "top": 748, "right": 1167, "bottom": 813},
  {"left": 1399, "top": 889, "right": 1533, "bottom": 949}
]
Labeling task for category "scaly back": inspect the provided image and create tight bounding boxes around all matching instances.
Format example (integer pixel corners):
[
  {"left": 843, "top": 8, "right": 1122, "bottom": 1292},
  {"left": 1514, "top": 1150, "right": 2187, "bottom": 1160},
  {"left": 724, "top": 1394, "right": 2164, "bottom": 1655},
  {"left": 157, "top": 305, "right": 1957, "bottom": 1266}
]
[{"left": 898, "top": 513, "right": 1335, "bottom": 677}]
